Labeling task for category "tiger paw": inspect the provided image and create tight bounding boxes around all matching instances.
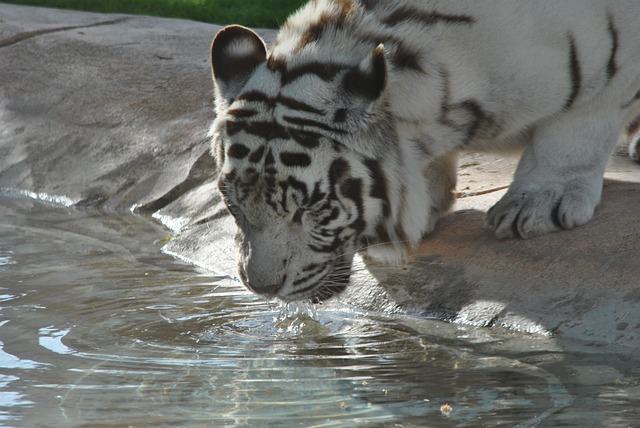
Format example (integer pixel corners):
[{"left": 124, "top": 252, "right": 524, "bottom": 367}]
[{"left": 486, "top": 181, "right": 598, "bottom": 239}]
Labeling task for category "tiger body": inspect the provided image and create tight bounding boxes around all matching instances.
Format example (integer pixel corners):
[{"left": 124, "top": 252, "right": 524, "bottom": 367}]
[{"left": 210, "top": 0, "right": 640, "bottom": 302}]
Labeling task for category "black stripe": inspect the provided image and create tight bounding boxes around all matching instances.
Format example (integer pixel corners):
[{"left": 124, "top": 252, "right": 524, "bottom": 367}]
[
  {"left": 390, "top": 43, "right": 424, "bottom": 72},
  {"left": 237, "top": 90, "right": 273, "bottom": 105},
  {"left": 226, "top": 120, "right": 290, "bottom": 141},
  {"left": 360, "top": 0, "right": 377, "bottom": 11},
  {"left": 297, "top": 19, "right": 325, "bottom": 50},
  {"left": 363, "top": 158, "right": 391, "bottom": 218},
  {"left": 264, "top": 173, "right": 276, "bottom": 189},
  {"left": 301, "top": 263, "right": 322, "bottom": 273},
  {"left": 626, "top": 114, "right": 640, "bottom": 136},
  {"left": 283, "top": 115, "right": 347, "bottom": 134},
  {"left": 325, "top": 158, "right": 366, "bottom": 237},
  {"left": 227, "top": 143, "right": 250, "bottom": 159},
  {"left": 374, "top": 222, "right": 391, "bottom": 244},
  {"left": 293, "top": 263, "right": 327, "bottom": 287},
  {"left": 265, "top": 148, "right": 275, "bottom": 166},
  {"left": 227, "top": 108, "right": 258, "bottom": 118},
  {"left": 218, "top": 172, "right": 234, "bottom": 198},
  {"left": 236, "top": 178, "right": 252, "bottom": 204},
  {"left": 277, "top": 95, "right": 325, "bottom": 115},
  {"left": 265, "top": 197, "right": 279, "bottom": 212},
  {"left": 329, "top": 158, "right": 350, "bottom": 185},
  {"left": 317, "top": 206, "right": 340, "bottom": 226},
  {"left": 284, "top": 176, "right": 308, "bottom": 199},
  {"left": 309, "top": 182, "right": 326, "bottom": 206},
  {"left": 411, "top": 137, "right": 434, "bottom": 158},
  {"left": 456, "top": 99, "right": 493, "bottom": 144},
  {"left": 282, "top": 61, "right": 346, "bottom": 84},
  {"left": 290, "top": 129, "right": 321, "bottom": 149},
  {"left": 248, "top": 146, "right": 265, "bottom": 163},
  {"left": 291, "top": 272, "right": 330, "bottom": 295},
  {"left": 308, "top": 236, "right": 343, "bottom": 253},
  {"left": 226, "top": 120, "right": 269, "bottom": 137},
  {"left": 311, "top": 226, "right": 339, "bottom": 239},
  {"left": 267, "top": 123, "right": 290, "bottom": 141},
  {"left": 564, "top": 34, "right": 582, "bottom": 109},
  {"left": 437, "top": 65, "right": 453, "bottom": 126},
  {"left": 622, "top": 89, "right": 640, "bottom": 109},
  {"left": 382, "top": 7, "right": 474, "bottom": 27},
  {"left": 295, "top": 6, "right": 353, "bottom": 53},
  {"left": 279, "top": 151, "right": 312, "bottom": 167},
  {"left": 301, "top": 262, "right": 325, "bottom": 274},
  {"left": 395, "top": 184, "right": 407, "bottom": 243},
  {"left": 340, "top": 178, "right": 366, "bottom": 232},
  {"left": 267, "top": 56, "right": 287, "bottom": 73},
  {"left": 606, "top": 14, "right": 619, "bottom": 82},
  {"left": 394, "top": 220, "right": 408, "bottom": 244},
  {"left": 437, "top": 66, "right": 495, "bottom": 143},
  {"left": 278, "top": 180, "right": 289, "bottom": 212}
]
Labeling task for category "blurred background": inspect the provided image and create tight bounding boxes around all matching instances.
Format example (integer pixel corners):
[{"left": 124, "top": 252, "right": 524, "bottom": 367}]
[{"left": 0, "top": 0, "right": 307, "bottom": 27}]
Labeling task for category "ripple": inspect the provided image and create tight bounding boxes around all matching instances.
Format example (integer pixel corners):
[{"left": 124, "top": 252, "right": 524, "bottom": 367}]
[
  {"left": 0, "top": 342, "right": 47, "bottom": 370},
  {"left": 3, "top": 196, "right": 638, "bottom": 427},
  {"left": 0, "top": 252, "right": 16, "bottom": 267},
  {"left": 0, "top": 375, "right": 33, "bottom": 414},
  {"left": 38, "top": 326, "right": 75, "bottom": 356},
  {"left": 26, "top": 291, "right": 577, "bottom": 427}
]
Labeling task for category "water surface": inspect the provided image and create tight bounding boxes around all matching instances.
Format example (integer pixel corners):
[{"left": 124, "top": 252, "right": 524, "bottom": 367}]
[{"left": 1, "top": 196, "right": 639, "bottom": 427}]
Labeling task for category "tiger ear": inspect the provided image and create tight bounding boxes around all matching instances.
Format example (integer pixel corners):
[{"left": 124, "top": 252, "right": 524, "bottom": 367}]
[
  {"left": 342, "top": 44, "right": 387, "bottom": 101},
  {"left": 211, "top": 25, "right": 267, "bottom": 105}
]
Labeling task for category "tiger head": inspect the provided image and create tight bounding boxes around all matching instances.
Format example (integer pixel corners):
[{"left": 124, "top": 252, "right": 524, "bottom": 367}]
[{"left": 209, "top": 25, "right": 446, "bottom": 302}]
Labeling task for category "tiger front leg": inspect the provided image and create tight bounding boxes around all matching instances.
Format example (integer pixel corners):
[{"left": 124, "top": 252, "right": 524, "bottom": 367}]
[{"left": 486, "top": 104, "right": 621, "bottom": 239}]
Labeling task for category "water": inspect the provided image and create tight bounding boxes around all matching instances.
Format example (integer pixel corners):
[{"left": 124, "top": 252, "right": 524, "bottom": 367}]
[{"left": 0, "top": 195, "right": 639, "bottom": 427}]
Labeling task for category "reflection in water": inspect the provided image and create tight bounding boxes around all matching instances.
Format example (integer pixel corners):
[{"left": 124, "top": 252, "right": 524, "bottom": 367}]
[
  {"left": 0, "top": 195, "right": 639, "bottom": 427},
  {"left": 0, "top": 251, "right": 15, "bottom": 267}
]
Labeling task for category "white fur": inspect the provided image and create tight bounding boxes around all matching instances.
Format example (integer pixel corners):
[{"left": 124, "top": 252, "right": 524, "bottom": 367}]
[{"left": 211, "top": 0, "right": 640, "bottom": 301}]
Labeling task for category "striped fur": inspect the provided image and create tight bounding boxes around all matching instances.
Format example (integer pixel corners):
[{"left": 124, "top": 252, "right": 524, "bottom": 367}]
[{"left": 210, "top": 0, "right": 640, "bottom": 302}]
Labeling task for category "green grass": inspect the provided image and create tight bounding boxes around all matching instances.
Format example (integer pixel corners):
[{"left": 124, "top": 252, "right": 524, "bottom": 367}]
[{"left": 0, "top": 0, "right": 307, "bottom": 28}]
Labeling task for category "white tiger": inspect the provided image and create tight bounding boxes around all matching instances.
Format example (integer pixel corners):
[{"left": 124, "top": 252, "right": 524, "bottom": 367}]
[{"left": 209, "top": 0, "right": 640, "bottom": 302}]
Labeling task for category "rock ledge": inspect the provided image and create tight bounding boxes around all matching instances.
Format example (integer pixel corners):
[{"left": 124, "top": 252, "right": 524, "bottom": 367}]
[{"left": 1, "top": 4, "right": 639, "bottom": 351}]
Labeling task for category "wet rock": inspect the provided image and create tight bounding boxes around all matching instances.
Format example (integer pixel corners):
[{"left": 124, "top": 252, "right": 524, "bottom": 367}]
[
  {"left": 0, "top": 4, "right": 217, "bottom": 211},
  {"left": 1, "top": 4, "right": 639, "bottom": 352}
]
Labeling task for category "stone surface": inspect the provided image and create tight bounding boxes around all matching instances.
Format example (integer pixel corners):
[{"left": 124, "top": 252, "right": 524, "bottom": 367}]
[{"left": 1, "top": 4, "right": 639, "bottom": 352}]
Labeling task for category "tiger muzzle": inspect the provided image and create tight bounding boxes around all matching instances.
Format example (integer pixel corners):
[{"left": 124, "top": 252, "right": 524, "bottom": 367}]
[
  {"left": 237, "top": 225, "right": 293, "bottom": 299},
  {"left": 239, "top": 270, "right": 282, "bottom": 298}
]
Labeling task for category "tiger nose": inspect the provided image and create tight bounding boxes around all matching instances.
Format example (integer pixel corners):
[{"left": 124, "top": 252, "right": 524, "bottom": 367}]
[
  {"left": 246, "top": 281, "right": 282, "bottom": 298},
  {"left": 239, "top": 270, "right": 282, "bottom": 297}
]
